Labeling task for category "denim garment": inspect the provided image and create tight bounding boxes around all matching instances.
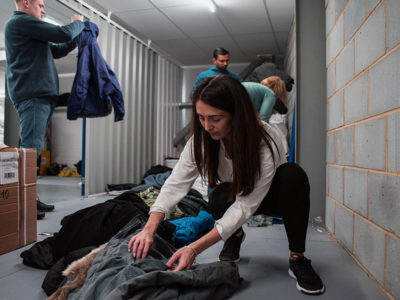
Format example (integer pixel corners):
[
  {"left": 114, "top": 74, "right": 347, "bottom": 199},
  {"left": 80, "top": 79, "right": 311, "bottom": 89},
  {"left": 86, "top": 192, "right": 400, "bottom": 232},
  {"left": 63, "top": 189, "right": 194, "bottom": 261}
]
[{"left": 14, "top": 97, "right": 57, "bottom": 158}]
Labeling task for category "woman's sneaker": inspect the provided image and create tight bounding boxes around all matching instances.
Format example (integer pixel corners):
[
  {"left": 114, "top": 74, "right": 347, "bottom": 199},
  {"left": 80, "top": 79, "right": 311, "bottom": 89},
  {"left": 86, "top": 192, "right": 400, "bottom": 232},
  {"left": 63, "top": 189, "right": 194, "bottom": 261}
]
[
  {"left": 288, "top": 256, "right": 325, "bottom": 294},
  {"left": 219, "top": 232, "right": 246, "bottom": 263}
]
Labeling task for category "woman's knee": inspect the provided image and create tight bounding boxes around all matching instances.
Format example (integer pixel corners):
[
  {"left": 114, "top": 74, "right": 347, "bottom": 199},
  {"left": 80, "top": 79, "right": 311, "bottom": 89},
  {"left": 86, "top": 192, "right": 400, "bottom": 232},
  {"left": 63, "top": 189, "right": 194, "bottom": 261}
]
[
  {"left": 208, "top": 182, "right": 233, "bottom": 219},
  {"left": 275, "top": 163, "right": 310, "bottom": 195}
]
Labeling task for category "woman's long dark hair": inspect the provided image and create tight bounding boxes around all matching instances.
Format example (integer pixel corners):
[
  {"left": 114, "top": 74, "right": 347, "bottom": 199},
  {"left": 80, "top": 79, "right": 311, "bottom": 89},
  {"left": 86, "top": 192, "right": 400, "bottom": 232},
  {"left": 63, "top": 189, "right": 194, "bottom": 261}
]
[{"left": 191, "top": 75, "right": 277, "bottom": 198}]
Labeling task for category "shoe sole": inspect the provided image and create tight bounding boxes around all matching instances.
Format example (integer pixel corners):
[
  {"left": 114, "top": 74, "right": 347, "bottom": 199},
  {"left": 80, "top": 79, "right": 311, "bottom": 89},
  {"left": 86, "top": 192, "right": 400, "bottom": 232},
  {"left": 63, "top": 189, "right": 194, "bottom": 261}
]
[
  {"left": 38, "top": 208, "right": 54, "bottom": 212},
  {"left": 288, "top": 269, "right": 325, "bottom": 295},
  {"left": 219, "top": 232, "right": 246, "bottom": 264}
]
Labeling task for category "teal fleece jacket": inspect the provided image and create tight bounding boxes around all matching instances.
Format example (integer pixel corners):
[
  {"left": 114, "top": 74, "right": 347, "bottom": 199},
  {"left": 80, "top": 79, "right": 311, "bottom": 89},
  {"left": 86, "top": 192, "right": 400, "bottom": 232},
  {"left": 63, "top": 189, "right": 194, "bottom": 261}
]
[
  {"left": 242, "top": 82, "right": 276, "bottom": 121},
  {"left": 5, "top": 11, "right": 84, "bottom": 104},
  {"left": 191, "top": 67, "right": 242, "bottom": 93}
]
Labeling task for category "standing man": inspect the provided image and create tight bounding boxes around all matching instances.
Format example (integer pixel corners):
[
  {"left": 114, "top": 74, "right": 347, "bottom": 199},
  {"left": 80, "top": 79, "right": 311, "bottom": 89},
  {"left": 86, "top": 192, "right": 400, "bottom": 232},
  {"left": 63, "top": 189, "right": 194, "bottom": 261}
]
[
  {"left": 5, "top": 0, "right": 84, "bottom": 219},
  {"left": 191, "top": 47, "right": 242, "bottom": 92}
]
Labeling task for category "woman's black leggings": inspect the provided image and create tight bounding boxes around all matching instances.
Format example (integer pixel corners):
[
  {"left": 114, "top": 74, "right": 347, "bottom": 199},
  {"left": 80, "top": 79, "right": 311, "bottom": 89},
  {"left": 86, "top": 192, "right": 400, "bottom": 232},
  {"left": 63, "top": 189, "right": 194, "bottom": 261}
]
[{"left": 208, "top": 162, "right": 310, "bottom": 253}]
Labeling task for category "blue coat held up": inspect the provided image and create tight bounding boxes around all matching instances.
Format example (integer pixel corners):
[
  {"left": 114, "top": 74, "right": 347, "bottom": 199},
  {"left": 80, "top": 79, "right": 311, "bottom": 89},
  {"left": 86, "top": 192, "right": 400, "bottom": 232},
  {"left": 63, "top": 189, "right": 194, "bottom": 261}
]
[{"left": 68, "top": 21, "right": 125, "bottom": 122}]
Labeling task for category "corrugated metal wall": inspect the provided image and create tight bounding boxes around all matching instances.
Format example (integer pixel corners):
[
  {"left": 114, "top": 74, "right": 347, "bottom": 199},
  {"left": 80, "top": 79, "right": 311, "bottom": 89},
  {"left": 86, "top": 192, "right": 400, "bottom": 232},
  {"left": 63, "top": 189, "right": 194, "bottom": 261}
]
[{"left": 58, "top": 0, "right": 181, "bottom": 196}]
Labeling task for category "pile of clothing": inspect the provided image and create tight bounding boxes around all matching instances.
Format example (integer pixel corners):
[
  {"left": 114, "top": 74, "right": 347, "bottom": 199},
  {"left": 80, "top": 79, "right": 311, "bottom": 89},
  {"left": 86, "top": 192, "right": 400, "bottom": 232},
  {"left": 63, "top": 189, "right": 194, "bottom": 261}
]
[{"left": 21, "top": 164, "right": 238, "bottom": 299}]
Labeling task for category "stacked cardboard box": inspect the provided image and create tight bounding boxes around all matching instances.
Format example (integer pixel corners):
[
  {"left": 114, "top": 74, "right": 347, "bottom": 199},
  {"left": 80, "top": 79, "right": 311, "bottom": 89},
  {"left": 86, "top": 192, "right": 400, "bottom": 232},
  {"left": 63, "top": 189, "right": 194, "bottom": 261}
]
[{"left": 0, "top": 145, "right": 37, "bottom": 255}]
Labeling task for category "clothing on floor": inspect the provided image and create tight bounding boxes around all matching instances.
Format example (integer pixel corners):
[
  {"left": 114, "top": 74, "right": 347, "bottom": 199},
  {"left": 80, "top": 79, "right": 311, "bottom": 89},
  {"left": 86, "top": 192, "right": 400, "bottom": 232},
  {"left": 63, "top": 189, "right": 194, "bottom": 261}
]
[
  {"left": 246, "top": 215, "right": 274, "bottom": 227},
  {"left": 68, "top": 21, "right": 125, "bottom": 122},
  {"left": 124, "top": 184, "right": 209, "bottom": 219},
  {"left": 66, "top": 217, "right": 241, "bottom": 300},
  {"left": 169, "top": 210, "right": 215, "bottom": 247},
  {"left": 141, "top": 164, "right": 172, "bottom": 183},
  {"left": 138, "top": 186, "right": 185, "bottom": 219},
  {"left": 47, "top": 243, "right": 108, "bottom": 300},
  {"left": 20, "top": 192, "right": 153, "bottom": 269},
  {"left": 42, "top": 246, "right": 96, "bottom": 296},
  {"left": 144, "top": 170, "right": 172, "bottom": 186},
  {"left": 106, "top": 183, "right": 138, "bottom": 191},
  {"left": 208, "top": 162, "right": 310, "bottom": 253}
]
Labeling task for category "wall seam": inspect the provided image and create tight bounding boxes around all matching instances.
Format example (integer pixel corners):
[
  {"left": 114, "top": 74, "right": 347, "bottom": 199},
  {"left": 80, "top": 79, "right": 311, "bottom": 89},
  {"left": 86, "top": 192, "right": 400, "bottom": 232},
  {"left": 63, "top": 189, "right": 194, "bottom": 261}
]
[
  {"left": 327, "top": 42, "right": 400, "bottom": 102},
  {"left": 326, "top": 164, "right": 400, "bottom": 178},
  {"left": 384, "top": 234, "right": 388, "bottom": 288},
  {"left": 327, "top": 106, "right": 400, "bottom": 133},
  {"left": 366, "top": 170, "right": 370, "bottom": 218},
  {"left": 327, "top": 195, "right": 400, "bottom": 240},
  {"left": 326, "top": 0, "right": 384, "bottom": 68},
  {"left": 326, "top": 228, "right": 396, "bottom": 300}
]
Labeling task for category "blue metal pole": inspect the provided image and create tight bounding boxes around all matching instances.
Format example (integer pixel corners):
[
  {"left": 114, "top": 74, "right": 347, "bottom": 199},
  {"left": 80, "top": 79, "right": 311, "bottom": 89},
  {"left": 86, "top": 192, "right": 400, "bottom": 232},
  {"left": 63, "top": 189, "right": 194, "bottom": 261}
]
[{"left": 81, "top": 117, "right": 86, "bottom": 197}]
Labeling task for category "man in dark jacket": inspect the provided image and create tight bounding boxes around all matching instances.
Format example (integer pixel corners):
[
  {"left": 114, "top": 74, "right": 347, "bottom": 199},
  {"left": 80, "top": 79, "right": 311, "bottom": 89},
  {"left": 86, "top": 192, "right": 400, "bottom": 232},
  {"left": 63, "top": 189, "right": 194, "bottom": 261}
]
[{"left": 5, "top": 0, "right": 84, "bottom": 219}]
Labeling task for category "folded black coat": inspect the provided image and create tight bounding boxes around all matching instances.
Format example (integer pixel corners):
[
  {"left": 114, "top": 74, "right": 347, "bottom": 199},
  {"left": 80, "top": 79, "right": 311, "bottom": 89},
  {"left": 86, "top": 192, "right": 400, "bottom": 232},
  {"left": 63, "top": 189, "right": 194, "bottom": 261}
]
[{"left": 20, "top": 192, "right": 174, "bottom": 269}]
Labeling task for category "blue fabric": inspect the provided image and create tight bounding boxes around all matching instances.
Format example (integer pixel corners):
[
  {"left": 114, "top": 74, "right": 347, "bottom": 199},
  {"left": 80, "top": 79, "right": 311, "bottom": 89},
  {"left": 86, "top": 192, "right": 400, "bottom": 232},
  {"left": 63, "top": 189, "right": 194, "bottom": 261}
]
[
  {"left": 144, "top": 171, "right": 172, "bottom": 186},
  {"left": 14, "top": 97, "right": 57, "bottom": 158},
  {"left": 68, "top": 21, "right": 125, "bottom": 122},
  {"left": 191, "top": 67, "right": 242, "bottom": 93},
  {"left": 5, "top": 11, "right": 84, "bottom": 104},
  {"left": 169, "top": 210, "right": 215, "bottom": 247}
]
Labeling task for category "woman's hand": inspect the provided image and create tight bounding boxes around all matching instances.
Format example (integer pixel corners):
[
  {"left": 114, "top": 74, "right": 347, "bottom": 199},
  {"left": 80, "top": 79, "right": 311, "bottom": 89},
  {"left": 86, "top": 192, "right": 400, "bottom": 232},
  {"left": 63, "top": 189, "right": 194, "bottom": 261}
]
[
  {"left": 127, "top": 212, "right": 165, "bottom": 259},
  {"left": 128, "top": 229, "right": 154, "bottom": 259},
  {"left": 166, "top": 246, "right": 197, "bottom": 272}
]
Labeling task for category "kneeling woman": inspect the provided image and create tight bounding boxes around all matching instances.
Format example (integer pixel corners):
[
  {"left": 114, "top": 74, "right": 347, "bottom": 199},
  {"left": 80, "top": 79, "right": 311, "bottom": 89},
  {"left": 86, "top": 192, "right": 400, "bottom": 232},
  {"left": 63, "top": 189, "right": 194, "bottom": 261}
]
[{"left": 128, "top": 75, "right": 325, "bottom": 295}]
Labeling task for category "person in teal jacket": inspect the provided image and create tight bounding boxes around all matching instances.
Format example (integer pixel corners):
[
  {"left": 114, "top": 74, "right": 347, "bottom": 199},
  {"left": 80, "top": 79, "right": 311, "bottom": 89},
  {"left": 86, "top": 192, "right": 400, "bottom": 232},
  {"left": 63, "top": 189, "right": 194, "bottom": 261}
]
[
  {"left": 5, "top": 0, "right": 84, "bottom": 218},
  {"left": 242, "top": 82, "right": 276, "bottom": 121},
  {"left": 191, "top": 48, "right": 242, "bottom": 93}
]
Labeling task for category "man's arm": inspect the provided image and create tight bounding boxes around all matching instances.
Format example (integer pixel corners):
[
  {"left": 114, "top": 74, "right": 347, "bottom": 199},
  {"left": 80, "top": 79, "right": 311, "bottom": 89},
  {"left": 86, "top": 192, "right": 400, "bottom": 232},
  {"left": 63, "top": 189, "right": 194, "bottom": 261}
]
[
  {"left": 16, "top": 14, "right": 84, "bottom": 44},
  {"left": 48, "top": 15, "right": 84, "bottom": 59},
  {"left": 50, "top": 40, "right": 77, "bottom": 58}
]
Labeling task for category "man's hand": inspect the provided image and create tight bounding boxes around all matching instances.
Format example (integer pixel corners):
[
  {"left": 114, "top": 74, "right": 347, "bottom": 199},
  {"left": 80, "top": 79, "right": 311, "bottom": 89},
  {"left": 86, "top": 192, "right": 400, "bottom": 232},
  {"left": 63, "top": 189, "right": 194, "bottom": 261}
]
[{"left": 71, "top": 14, "right": 84, "bottom": 22}]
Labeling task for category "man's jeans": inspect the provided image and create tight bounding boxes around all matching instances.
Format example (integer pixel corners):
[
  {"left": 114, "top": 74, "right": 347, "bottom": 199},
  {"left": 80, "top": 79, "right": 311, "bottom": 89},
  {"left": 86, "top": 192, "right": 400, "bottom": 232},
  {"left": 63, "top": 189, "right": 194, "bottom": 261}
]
[{"left": 14, "top": 97, "right": 57, "bottom": 159}]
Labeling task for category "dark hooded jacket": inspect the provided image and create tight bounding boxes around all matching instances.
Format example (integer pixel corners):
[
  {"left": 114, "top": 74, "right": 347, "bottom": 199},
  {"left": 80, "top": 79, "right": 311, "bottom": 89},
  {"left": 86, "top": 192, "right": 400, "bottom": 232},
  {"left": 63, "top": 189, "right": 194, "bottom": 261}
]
[{"left": 68, "top": 21, "right": 125, "bottom": 122}]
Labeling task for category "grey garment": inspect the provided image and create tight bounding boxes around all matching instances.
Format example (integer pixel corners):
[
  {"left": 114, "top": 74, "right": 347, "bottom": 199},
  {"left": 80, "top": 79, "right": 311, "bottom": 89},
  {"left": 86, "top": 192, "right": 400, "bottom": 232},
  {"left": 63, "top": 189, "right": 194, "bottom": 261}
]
[
  {"left": 68, "top": 217, "right": 241, "bottom": 300},
  {"left": 245, "top": 62, "right": 294, "bottom": 91}
]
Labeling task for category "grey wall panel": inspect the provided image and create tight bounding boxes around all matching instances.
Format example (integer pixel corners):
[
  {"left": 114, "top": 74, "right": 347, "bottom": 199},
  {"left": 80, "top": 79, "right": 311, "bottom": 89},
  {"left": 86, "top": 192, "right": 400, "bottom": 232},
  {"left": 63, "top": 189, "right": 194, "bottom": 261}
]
[
  {"left": 56, "top": 0, "right": 182, "bottom": 195},
  {"left": 296, "top": 0, "right": 326, "bottom": 219},
  {"left": 155, "top": 57, "right": 180, "bottom": 164}
]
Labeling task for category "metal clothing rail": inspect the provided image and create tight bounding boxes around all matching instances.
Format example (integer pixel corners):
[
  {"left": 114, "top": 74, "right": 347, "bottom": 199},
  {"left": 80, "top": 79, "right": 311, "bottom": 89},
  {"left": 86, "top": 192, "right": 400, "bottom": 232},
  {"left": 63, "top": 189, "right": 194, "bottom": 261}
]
[{"left": 55, "top": 0, "right": 181, "bottom": 67}]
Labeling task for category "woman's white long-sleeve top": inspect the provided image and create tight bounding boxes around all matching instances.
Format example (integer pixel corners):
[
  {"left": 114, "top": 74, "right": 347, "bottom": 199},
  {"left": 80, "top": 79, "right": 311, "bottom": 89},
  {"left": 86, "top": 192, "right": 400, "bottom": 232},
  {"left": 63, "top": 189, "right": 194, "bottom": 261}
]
[{"left": 149, "top": 121, "right": 287, "bottom": 241}]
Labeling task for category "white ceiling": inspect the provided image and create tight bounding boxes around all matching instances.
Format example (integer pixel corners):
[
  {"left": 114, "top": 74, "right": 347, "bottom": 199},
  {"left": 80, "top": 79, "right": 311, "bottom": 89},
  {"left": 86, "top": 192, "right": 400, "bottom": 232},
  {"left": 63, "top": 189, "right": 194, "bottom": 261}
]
[{"left": 0, "top": 0, "right": 295, "bottom": 67}]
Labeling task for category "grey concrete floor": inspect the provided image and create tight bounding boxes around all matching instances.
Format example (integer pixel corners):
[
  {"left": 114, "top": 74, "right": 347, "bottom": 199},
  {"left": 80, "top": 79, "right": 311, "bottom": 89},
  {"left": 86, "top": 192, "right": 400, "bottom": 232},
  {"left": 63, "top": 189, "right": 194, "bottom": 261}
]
[{"left": 0, "top": 176, "right": 389, "bottom": 300}]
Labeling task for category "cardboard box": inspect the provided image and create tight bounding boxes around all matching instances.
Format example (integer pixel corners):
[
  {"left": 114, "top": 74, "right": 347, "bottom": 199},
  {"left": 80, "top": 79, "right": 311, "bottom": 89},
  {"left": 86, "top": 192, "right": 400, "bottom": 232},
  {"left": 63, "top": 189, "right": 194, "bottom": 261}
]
[
  {"left": 0, "top": 145, "right": 37, "bottom": 255},
  {"left": 0, "top": 183, "right": 19, "bottom": 254},
  {"left": 18, "top": 148, "right": 37, "bottom": 186}
]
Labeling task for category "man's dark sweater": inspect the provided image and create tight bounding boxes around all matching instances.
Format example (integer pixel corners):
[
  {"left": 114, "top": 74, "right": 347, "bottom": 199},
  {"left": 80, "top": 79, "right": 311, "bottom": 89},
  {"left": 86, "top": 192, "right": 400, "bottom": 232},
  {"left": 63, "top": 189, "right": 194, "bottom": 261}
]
[{"left": 5, "top": 11, "right": 84, "bottom": 104}]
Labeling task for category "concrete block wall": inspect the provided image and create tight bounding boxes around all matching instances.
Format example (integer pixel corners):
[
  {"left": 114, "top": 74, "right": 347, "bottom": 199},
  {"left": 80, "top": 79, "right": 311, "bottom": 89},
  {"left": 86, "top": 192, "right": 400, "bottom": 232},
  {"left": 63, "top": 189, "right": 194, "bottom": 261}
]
[{"left": 325, "top": 0, "right": 399, "bottom": 299}]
